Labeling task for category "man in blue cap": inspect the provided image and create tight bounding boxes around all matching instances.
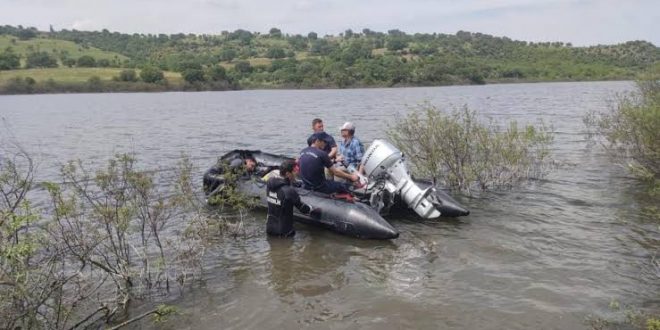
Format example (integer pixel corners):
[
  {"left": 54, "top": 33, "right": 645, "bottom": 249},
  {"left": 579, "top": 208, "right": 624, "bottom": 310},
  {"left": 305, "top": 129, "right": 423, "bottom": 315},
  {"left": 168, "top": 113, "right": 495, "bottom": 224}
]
[{"left": 299, "top": 132, "right": 360, "bottom": 194}]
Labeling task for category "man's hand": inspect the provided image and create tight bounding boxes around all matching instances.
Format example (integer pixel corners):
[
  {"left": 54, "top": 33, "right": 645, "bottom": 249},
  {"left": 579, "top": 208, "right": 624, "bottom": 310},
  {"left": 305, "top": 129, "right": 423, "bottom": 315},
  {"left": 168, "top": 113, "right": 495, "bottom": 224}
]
[
  {"left": 351, "top": 174, "right": 366, "bottom": 188},
  {"left": 329, "top": 146, "right": 338, "bottom": 159}
]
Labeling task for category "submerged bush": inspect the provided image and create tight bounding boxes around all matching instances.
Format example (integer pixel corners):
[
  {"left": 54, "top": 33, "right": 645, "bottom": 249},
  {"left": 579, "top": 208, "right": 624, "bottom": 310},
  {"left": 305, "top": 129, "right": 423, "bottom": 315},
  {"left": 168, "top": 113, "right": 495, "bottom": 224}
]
[
  {"left": 585, "top": 75, "right": 660, "bottom": 191},
  {"left": 582, "top": 77, "right": 660, "bottom": 330},
  {"left": 205, "top": 161, "right": 259, "bottom": 212},
  {"left": 388, "top": 104, "right": 553, "bottom": 193},
  {"left": 0, "top": 141, "right": 40, "bottom": 329},
  {"left": 0, "top": 145, "right": 253, "bottom": 328},
  {"left": 586, "top": 300, "right": 660, "bottom": 330}
]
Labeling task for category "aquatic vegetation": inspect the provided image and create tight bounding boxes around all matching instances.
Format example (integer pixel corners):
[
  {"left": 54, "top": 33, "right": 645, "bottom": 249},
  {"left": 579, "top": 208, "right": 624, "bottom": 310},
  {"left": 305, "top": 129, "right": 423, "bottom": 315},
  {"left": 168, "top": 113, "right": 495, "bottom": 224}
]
[
  {"left": 205, "top": 160, "right": 259, "bottom": 212},
  {"left": 0, "top": 147, "right": 251, "bottom": 328},
  {"left": 583, "top": 74, "right": 660, "bottom": 329},
  {"left": 388, "top": 103, "right": 554, "bottom": 193},
  {"left": 586, "top": 299, "right": 660, "bottom": 330},
  {"left": 585, "top": 73, "right": 660, "bottom": 205}
]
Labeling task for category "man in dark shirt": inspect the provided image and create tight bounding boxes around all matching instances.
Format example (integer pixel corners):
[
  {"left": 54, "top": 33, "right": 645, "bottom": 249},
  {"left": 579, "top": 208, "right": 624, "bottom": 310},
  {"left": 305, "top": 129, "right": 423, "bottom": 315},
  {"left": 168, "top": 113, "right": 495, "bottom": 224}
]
[
  {"left": 266, "top": 160, "right": 317, "bottom": 237},
  {"left": 299, "top": 132, "right": 360, "bottom": 194},
  {"left": 306, "top": 118, "right": 337, "bottom": 159}
]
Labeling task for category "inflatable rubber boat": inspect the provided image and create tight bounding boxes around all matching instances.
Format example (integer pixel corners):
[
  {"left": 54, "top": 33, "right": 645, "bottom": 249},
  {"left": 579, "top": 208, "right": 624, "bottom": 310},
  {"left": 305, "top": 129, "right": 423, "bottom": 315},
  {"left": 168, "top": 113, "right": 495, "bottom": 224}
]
[{"left": 203, "top": 140, "right": 469, "bottom": 239}]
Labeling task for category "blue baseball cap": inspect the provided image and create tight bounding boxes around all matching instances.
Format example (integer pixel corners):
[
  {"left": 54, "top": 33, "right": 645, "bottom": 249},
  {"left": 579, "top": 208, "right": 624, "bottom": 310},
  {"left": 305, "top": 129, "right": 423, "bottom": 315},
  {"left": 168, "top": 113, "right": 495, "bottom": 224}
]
[{"left": 310, "top": 131, "right": 331, "bottom": 143}]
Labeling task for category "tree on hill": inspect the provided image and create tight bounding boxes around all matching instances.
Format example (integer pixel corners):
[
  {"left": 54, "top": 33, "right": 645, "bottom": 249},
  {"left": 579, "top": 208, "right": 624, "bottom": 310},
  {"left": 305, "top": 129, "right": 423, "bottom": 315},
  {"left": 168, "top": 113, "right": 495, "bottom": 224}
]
[
  {"left": 117, "top": 69, "right": 138, "bottom": 82},
  {"left": 310, "top": 39, "right": 338, "bottom": 55},
  {"left": 77, "top": 55, "right": 97, "bottom": 67},
  {"left": 307, "top": 32, "right": 318, "bottom": 40},
  {"left": 25, "top": 51, "right": 58, "bottom": 68},
  {"left": 0, "top": 47, "right": 20, "bottom": 70},
  {"left": 206, "top": 65, "right": 227, "bottom": 81},
  {"left": 182, "top": 68, "right": 206, "bottom": 83},
  {"left": 17, "top": 26, "right": 37, "bottom": 40},
  {"left": 97, "top": 58, "right": 111, "bottom": 67},
  {"left": 337, "top": 39, "right": 373, "bottom": 65},
  {"left": 228, "top": 29, "right": 253, "bottom": 45},
  {"left": 219, "top": 48, "right": 237, "bottom": 62},
  {"left": 269, "top": 27, "right": 282, "bottom": 38},
  {"left": 62, "top": 58, "right": 76, "bottom": 67},
  {"left": 266, "top": 47, "right": 286, "bottom": 59},
  {"left": 288, "top": 35, "right": 308, "bottom": 51},
  {"left": 233, "top": 61, "right": 252, "bottom": 74},
  {"left": 140, "top": 66, "right": 165, "bottom": 83},
  {"left": 386, "top": 38, "right": 408, "bottom": 51}
]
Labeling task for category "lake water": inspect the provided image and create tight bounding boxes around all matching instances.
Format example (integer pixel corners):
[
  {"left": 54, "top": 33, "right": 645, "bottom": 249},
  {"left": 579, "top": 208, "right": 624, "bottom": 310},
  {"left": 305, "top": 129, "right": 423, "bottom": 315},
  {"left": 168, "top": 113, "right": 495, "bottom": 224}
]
[{"left": 1, "top": 81, "right": 658, "bottom": 329}]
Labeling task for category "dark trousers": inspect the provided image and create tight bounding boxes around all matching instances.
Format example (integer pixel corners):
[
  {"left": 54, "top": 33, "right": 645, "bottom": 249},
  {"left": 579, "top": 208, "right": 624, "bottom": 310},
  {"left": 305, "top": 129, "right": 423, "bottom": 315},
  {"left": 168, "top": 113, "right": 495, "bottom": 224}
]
[{"left": 305, "top": 180, "right": 351, "bottom": 194}]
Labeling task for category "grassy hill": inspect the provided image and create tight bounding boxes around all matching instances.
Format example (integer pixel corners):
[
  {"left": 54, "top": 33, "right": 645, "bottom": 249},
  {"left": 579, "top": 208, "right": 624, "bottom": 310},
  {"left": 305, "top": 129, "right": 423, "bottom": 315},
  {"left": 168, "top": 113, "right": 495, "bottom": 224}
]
[
  {"left": 0, "top": 25, "right": 658, "bottom": 94},
  {"left": 0, "top": 35, "right": 128, "bottom": 67}
]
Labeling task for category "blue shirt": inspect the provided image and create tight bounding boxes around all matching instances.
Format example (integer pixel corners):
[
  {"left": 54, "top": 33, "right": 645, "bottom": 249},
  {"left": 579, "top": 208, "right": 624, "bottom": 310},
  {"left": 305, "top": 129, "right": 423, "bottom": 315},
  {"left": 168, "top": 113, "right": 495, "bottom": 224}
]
[
  {"left": 307, "top": 132, "right": 336, "bottom": 154},
  {"left": 298, "top": 146, "right": 333, "bottom": 189},
  {"left": 339, "top": 137, "right": 364, "bottom": 170}
]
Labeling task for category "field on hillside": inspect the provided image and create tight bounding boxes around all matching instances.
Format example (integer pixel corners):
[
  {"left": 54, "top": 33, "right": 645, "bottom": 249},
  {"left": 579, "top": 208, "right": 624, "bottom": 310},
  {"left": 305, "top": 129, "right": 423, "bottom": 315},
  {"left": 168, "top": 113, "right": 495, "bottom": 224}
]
[
  {"left": 0, "top": 67, "right": 182, "bottom": 86},
  {"left": 0, "top": 35, "right": 129, "bottom": 63}
]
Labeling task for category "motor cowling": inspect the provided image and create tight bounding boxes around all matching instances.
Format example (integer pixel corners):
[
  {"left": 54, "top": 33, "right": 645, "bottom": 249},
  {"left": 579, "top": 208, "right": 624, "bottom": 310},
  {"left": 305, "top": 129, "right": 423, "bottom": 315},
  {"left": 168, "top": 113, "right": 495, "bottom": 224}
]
[{"left": 361, "top": 140, "right": 441, "bottom": 219}]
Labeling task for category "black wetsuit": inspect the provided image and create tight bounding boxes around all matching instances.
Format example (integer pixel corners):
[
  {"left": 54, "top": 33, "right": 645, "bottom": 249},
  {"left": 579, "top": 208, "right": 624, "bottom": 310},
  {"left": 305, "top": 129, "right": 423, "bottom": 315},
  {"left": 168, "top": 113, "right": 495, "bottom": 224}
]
[{"left": 266, "top": 176, "right": 311, "bottom": 237}]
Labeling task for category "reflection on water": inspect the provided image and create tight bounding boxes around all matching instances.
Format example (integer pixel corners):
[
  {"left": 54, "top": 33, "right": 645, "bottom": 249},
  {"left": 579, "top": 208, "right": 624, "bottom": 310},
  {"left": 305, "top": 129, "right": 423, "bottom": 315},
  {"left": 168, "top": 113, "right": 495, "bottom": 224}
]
[{"left": 1, "top": 81, "right": 658, "bottom": 329}]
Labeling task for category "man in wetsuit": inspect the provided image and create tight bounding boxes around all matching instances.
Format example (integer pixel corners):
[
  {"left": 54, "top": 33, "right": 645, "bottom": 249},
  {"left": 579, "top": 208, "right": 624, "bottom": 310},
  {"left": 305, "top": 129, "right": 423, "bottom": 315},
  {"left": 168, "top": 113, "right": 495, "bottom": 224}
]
[
  {"left": 266, "top": 160, "right": 317, "bottom": 237},
  {"left": 299, "top": 132, "right": 360, "bottom": 194}
]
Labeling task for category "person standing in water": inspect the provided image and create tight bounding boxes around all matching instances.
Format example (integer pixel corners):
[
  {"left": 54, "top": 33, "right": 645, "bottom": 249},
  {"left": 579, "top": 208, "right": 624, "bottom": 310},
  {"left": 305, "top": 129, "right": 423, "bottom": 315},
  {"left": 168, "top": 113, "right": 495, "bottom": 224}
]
[{"left": 266, "top": 160, "right": 318, "bottom": 237}]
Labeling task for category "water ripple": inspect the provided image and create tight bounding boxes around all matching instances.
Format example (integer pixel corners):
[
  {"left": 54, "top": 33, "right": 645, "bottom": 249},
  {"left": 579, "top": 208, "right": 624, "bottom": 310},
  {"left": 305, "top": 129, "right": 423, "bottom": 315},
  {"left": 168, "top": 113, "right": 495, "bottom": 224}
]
[{"left": 3, "top": 81, "right": 658, "bottom": 330}]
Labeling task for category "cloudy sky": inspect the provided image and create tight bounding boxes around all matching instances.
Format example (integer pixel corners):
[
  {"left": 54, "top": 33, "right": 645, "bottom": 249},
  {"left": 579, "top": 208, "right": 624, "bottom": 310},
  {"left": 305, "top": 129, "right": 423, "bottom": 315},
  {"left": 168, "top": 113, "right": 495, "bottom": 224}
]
[{"left": 1, "top": 0, "right": 658, "bottom": 46}]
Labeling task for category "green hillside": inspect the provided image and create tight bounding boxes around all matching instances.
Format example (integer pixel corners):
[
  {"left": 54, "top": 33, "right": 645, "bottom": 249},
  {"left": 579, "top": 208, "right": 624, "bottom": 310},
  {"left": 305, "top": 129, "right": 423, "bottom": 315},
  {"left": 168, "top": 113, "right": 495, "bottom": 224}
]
[
  {"left": 0, "top": 25, "right": 658, "bottom": 94},
  {"left": 0, "top": 35, "right": 128, "bottom": 67}
]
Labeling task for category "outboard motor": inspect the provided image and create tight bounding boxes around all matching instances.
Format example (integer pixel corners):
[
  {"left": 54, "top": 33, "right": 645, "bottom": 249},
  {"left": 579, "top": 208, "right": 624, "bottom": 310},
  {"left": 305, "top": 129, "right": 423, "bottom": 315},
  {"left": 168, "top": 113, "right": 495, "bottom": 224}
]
[{"left": 361, "top": 140, "right": 441, "bottom": 219}]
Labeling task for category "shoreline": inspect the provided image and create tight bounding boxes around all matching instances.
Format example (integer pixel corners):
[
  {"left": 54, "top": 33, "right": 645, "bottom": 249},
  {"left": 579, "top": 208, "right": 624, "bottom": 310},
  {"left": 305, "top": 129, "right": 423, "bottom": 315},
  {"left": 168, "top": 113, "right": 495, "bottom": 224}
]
[{"left": 0, "top": 76, "right": 635, "bottom": 96}]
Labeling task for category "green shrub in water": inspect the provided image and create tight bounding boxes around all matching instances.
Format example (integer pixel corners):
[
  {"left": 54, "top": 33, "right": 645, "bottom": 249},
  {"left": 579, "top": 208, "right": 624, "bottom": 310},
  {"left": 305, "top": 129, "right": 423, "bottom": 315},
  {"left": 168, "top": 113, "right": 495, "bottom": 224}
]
[
  {"left": 585, "top": 74, "right": 660, "bottom": 196},
  {"left": 388, "top": 103, "right": 553, "bottom": 193},
  {"left": 583, "top": 75, "right": 660, "bottom": 329}
]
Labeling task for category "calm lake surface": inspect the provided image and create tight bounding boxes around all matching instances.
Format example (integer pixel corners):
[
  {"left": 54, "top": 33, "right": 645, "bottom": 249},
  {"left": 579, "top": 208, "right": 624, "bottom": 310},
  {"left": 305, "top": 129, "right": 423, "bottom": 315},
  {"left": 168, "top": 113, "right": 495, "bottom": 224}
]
[{"left": 1, "top": 81, "right": 658, "bottom": 329}]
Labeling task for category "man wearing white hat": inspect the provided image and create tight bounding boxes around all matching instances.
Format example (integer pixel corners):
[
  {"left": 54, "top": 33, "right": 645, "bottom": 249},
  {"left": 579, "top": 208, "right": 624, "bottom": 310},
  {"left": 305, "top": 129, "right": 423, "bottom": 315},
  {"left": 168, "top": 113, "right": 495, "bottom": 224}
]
[{"left": 337, "top": 122, "right": 365, "bottom": 174}]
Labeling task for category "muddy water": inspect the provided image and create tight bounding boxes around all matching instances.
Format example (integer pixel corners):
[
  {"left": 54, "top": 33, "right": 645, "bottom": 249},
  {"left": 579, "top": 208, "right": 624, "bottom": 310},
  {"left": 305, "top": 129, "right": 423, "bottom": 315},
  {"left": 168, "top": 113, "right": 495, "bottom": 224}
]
[{"left": 1, "top": 81, "right": 657, "bottom": 329}]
